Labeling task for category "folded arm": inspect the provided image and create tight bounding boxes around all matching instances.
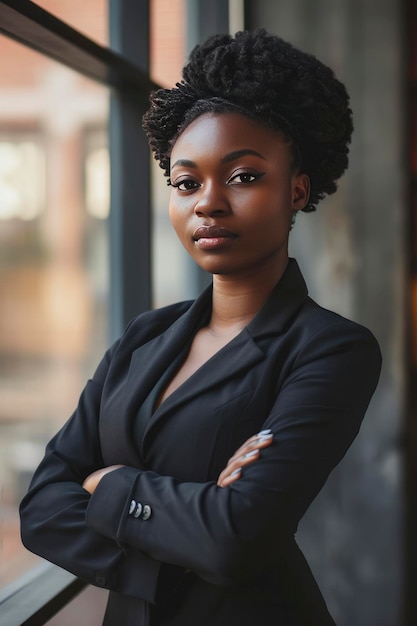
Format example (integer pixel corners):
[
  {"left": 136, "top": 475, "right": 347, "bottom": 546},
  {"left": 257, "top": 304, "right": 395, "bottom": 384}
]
[
  {"left": 19, "top": 347, "right": 182, "bottom": 604},
  {"left": 84, "top": 323, "right": 381, "bottom": 586}
]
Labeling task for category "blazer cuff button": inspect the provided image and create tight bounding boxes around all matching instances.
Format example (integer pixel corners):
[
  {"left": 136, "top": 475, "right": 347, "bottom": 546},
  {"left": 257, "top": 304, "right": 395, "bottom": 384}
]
[
  {"left": 133, "top": 502, "right": 143, "bottom": 518},
  {"left": 141, "top": 504, "right": 152, "bottom": 521}
]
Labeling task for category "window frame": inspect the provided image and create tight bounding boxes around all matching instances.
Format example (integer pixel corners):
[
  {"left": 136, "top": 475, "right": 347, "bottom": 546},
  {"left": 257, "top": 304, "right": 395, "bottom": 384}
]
[{"left": 0, "top": 563, "right": 85, "bottom": 626}]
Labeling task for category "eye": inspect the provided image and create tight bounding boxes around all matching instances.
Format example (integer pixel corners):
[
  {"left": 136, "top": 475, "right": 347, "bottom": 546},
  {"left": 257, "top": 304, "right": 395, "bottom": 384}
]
[
  {"left": 170, "top": 178, "right": 199, "bottom": 192},
  {"left": 228, "top": 171, "right": 263, "bottom": 185}
]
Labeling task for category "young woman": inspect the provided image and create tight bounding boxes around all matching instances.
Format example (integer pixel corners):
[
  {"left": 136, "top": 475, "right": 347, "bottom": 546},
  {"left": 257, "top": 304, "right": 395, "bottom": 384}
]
[{"left": 20, "top": 29, "right": 381, "bottom": 625}]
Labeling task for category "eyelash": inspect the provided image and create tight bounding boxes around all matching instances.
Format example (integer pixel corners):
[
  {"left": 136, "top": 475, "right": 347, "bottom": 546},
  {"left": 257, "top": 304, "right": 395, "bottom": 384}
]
[
  {"left": 169, "top": 179, "right": 199, "bottom": 191},
  {"left": 228, "top": 172, "right": 260, "bottom": 184},
  {"left": 169, "top": 171, "right": 263, "bottom": 191}
]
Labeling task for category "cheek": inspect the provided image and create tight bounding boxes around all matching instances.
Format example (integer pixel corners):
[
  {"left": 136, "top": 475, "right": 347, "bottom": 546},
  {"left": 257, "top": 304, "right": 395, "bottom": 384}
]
[
  {"left": 168, "top": 199, "right": 189, "bottom": 244},
  {"left": 168, "top": 198, "right": 175, "bottom": 226},
  {"left": 168, "top": 196, "right": 181, "bottom": 230},
  {"left": 245, "top": 188, "right": 293, "bottom": 226}
]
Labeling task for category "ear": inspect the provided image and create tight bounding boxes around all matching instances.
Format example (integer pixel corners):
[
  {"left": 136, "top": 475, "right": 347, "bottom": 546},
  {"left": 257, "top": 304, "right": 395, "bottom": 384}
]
[{"left": 291, "top": 173, "right": 310, "bottom": 211}]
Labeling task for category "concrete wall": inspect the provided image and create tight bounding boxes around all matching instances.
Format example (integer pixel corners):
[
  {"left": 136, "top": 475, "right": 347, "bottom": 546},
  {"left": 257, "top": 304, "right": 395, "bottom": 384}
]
[{"left": 246, "top": 2, "right": 405, "bottom": 625}]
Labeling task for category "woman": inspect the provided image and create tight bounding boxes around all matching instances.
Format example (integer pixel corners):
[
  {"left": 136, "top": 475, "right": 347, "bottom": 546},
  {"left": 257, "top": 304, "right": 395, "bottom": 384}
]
[{"left": 20, "top": 29, "right": 381, "bottom": 625}]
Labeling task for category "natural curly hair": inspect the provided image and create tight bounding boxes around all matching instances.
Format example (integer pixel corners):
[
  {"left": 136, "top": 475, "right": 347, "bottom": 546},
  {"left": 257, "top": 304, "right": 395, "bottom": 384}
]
[{"left": 142, "top": 28, "right": 353, "bottom": 212}]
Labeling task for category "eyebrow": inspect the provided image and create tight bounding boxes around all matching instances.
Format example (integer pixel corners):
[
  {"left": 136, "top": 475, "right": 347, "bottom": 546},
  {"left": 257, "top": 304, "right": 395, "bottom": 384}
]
[
  {"left": 171, "top": 149, "right": 266, "bottom": 170},
  {"left": 221, "top": 149, "right": 266, "bottom": 163},
  {"left": 171, "top": 159, "right": 197, "bottom": 169}
]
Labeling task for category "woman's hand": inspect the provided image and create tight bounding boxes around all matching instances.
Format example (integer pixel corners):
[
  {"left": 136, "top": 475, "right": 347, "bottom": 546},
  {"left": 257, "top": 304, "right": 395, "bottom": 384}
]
[
  {"left": 217, "top": 430, "right": 274, "bottom": 487},
  {"left": 82, "top": 465, "right": 125, "bottom": 495}
]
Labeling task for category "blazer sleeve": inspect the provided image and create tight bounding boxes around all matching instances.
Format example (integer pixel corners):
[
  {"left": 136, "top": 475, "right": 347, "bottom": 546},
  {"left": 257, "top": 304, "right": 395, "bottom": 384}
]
[
  {"left": 85, "top": 321, "right": 382, "bottom": 587},
  {"left": 19, "top": 341, "right": 183, "bottom": 604}
]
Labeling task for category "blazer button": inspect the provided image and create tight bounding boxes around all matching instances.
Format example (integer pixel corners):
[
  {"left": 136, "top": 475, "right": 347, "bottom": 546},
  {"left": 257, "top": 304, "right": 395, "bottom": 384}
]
[
  {"left": 141, "top": 504, "right": 152, "bottom": 521},
  {"left": 129, "top": 499, "right": 136, "bottom": 515},
  {"left": 134, "top": 502, "right": 143, "bottom": 518}
]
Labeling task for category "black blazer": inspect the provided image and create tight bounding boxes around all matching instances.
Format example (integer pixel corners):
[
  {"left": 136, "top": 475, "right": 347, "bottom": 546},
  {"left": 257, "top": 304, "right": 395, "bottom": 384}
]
[{"left": 20, "top": 260, "right": 381, "bottom": 626}]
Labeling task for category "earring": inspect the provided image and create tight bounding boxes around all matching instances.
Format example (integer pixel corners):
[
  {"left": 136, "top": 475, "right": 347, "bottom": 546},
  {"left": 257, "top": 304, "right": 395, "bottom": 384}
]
[{"left": 290, "top": 212, "right": 297, "bottom": 229}]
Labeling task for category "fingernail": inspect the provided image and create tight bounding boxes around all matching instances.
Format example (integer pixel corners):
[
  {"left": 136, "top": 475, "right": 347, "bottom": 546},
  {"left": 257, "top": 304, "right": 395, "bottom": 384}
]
[
  {"left": 258, "top": 429, "right": 271, "bottom": 436},
  {"left": 244, "top": 449, "right": 258, "bottom": 458},
  {"left": 258, "top": 434, "right": 273, "bottom": 442},
  {"left": 230, "top": 467, "right": 242, "bottom": 477}
]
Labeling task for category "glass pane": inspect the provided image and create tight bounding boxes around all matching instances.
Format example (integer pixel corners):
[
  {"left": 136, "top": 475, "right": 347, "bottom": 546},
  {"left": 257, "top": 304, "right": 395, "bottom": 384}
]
[
  {"left": 34, "top": 0, "right": 108, "bottom": 47},
  {"left": 0, "top": 35, "right": 110, "bottom": 587},
  {"left": 150, "top": 0, "right": 186, "bottom": 87}
]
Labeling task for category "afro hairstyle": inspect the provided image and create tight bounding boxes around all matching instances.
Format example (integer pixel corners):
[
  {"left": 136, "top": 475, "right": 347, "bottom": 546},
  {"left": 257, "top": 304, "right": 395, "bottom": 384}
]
[{"left": 142, "top": 28, "right": 353, "bottom": 212}]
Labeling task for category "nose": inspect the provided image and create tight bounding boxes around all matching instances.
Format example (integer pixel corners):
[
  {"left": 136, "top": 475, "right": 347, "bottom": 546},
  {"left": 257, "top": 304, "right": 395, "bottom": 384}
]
[{"left": 194, "top": 182, "right": 231, "bottom": 217}]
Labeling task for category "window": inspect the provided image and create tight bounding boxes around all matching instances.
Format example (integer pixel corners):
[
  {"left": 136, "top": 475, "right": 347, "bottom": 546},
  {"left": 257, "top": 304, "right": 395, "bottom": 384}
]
[
  {"left": 0, "top": 2, "right": 185, "bottom": 617},
  {"left": 0, "top": 33, "right": 110, "bottom": 588}
]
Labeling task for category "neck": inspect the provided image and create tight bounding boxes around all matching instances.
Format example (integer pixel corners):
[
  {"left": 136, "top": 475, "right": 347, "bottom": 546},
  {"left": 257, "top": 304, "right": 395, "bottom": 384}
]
[{"left": 209, "top": 258, "right": 289, "bottom": 335}]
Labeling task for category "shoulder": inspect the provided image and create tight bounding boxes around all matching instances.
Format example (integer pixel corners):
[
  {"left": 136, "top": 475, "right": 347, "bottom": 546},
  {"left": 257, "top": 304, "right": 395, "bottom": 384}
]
[
  {"left": 92, "top": 299, "right": 194, "bottom": 381},
  {"left": 293, "top": 297, "right": 382, "bottom": 371},
  {"left": 299, "top": 296, "right": 379, "bottom": 341},
  {"left": 128, "top": 299, "right": 194, "bottom": 330},
  {"left": 121, "top": 299, "right": 194, "bottom": 345}
]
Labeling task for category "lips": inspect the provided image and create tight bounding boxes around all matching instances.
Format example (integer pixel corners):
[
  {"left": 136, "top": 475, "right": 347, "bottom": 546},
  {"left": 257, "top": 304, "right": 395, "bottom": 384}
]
[
  {"left": 192, "top": 225, "right": 238, "bottom": 251},
  {"left": 192, "top": 225, "right": 237, "bottom": 241}
]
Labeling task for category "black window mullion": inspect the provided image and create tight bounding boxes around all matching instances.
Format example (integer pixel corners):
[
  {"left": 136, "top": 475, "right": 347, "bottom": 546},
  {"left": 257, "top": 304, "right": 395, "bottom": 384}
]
[{"left": 109, "top": 0, "right": 152, "bottom": 336}]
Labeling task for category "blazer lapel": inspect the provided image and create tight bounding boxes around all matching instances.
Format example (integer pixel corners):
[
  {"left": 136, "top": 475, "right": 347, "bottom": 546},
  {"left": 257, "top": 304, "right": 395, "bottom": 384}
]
[
  {"left": 247, "top": 258, "right": 308, "bottom": 340},
  {"left": 141, "top": 259, "right": 309, "bottom": 445},
  {"left": 100, "top": 287, "right": 212, "bottom": 465},
  {"left": 101, "top": 258, "right": 308, "bottom": 466},
  {"left": 143, "top": 329, "right": 265, "bottom": 419},
  {"left": 124, "top": 287, "right": 212, "bottom": 415}
]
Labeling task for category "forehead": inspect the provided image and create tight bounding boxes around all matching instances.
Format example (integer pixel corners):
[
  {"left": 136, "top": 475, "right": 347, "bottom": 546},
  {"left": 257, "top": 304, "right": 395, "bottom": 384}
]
[{"left": 170, "top": 112, "right": 291, "bottom": 163}]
